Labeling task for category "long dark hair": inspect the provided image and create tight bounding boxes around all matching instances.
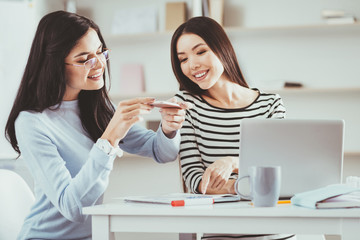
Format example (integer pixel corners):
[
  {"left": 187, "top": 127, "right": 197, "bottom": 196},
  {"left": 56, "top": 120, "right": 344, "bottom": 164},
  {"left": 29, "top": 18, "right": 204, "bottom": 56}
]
[
  {"left": 170, "top": 16, "right": 249, "bottom": 95},
  {"left": 5, "top": 10, "right": 114, "bottom": 155}
]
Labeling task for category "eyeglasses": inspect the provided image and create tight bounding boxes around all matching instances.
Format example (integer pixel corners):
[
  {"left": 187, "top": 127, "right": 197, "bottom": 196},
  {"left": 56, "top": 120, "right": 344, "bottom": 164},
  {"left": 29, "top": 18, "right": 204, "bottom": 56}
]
[{"left": 65, "top": 49, "right": 110, "bottom": 70}]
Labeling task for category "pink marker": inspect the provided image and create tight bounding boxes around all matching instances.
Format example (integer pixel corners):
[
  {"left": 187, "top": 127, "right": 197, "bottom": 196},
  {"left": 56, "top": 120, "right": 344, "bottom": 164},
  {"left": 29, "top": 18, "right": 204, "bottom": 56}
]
[{"left": 171, "top": 198, "right": 214, "bottom": 207}]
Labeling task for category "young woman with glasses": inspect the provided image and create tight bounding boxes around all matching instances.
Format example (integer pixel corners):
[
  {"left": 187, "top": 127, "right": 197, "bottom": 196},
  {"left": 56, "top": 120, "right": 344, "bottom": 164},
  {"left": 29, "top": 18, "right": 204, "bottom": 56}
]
[{"left": 5, "top": 10, "right": 190, "bottom": 240}]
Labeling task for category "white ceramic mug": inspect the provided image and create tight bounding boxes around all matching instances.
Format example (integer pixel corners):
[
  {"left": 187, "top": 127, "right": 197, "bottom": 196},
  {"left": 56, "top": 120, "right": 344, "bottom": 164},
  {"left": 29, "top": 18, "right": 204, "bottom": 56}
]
[{"left": 235, "top": 166, "right": 281, "bottom": 207}]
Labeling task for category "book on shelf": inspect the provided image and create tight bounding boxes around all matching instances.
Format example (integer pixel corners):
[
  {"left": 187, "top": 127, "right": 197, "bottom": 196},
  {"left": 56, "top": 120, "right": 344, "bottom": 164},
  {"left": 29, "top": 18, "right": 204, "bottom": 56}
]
[
  {"left": 208, "top": 0, "right": 224, "bottom": 26},
  {"left": 123, "top": 193, "right": 241, "bottom": 207},
  {"left": 321, "top": 9, "right": 346, "bottom": 18},
  {"left": 291, "top": 184, "right": 360, "bottom": 209},
  {"left": 284, "top": 82, "right": 303, "bottom": 88},
  {"left": 193, "top": 0, "right": 203, "bottom": 17},
  {"left": 146, "top": 120, "right": 160, "bottom": 132},
  {"left": 119, "top": 64, "right": 145, "bottom": 95},
  {"left": 325, "top": 16, "right": 356, "bottom": 25},
  {"left": 165, "top": 2, "right": 187, "bottom": 31},
  {"left": 321, "top": 9, "right": 356, "bottom": 25},
  {"left": 202, "top": 0, "right": 209, "bottom": 17},
  {"left": 346, "top": 176, "right": 360, "bottom": 188}
]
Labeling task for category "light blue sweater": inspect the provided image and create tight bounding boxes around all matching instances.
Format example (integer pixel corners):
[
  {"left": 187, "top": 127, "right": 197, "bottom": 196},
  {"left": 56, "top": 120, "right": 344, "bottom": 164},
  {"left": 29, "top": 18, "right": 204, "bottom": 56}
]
[{"left": 15, "top": 100, "right": 180, "bottom": 240}]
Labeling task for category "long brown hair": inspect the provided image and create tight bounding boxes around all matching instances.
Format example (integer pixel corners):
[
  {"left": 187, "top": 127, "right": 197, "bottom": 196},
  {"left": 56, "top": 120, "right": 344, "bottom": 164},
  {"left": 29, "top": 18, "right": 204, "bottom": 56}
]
[
  {"left": 5, "top": 11, "right": 114, "bottom": 155},
  {"left": 170, "top": 16, "right": 249, "bottom": 95}
]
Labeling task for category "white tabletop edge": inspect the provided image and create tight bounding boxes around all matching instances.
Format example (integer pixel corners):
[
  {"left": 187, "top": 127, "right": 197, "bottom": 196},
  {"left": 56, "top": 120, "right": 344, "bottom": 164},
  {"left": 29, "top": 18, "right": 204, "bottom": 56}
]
[{"left": 83, "top": 199, "right": 360, "bottom": 218}]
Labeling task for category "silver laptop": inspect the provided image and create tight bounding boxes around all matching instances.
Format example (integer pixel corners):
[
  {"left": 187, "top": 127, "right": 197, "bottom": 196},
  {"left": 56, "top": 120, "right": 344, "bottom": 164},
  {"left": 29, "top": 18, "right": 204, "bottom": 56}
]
[{"left": 238, "top": 119, "right": 344, "bottom": 199}]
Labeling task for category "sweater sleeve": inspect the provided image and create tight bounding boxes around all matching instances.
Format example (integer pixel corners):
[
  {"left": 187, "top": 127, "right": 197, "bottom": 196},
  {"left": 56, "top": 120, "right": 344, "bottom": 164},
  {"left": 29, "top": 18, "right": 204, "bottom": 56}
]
[
  {"left": 15, "top": 112, "right": 115, "bottom": 223},
  {"left": 175, "top": 92, "right": 205, "bottom": 193},
  {"left": 268, "top": 94, "right": 286, "bottom": 119},
  {"left": 119, "top": 124, "right": 180, "bottom": 163},
  {"left": 179, "top": 113, "right": 206, "bottom": 193}
]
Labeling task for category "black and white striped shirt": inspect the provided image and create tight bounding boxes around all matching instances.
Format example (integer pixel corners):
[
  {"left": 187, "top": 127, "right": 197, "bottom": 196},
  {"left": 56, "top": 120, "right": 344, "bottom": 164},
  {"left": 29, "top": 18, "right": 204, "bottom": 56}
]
[{"left": 175, "top": 89, "right": 286, "bottom": 193}]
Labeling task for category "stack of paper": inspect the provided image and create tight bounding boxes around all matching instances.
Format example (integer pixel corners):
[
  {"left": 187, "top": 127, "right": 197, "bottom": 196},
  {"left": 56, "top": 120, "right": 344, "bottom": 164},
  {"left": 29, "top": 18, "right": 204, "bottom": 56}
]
[
  {"left": 316, "top": 191, "right": 360, "bottom": 209},
  {"left": 291, "top": 184, "right": 360, "bottom": 209},
  {"left": 112, "top": 7, "right": 157, "bottom": 35}
]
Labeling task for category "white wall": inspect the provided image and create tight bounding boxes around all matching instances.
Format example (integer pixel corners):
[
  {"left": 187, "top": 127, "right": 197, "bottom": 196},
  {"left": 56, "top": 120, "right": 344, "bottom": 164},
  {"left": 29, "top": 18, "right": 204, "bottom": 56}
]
[
  {"left": 0, "top": 0, "right": 64, "bottom": 159},
  {"left": 0, "top": 0, "right": 36, "bottom": 159}
]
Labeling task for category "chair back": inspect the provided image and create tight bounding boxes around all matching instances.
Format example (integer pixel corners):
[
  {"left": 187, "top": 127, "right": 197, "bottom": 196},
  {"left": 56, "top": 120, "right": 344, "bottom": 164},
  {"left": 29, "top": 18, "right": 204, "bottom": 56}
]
[{"left": 0, "top": 169, "right": 35, "bottom": 240}]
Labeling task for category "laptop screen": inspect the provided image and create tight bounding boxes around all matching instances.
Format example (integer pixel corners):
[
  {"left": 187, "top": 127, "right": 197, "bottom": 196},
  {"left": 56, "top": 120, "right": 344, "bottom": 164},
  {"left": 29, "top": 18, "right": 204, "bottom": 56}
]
[{"left": 238, "top": 119, "right": 344, "bottom": 199}]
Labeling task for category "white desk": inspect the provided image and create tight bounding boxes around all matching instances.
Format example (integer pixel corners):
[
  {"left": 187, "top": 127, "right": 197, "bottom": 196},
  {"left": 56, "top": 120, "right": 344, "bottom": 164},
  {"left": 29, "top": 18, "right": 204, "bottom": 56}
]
[{"left": 83, "top": 200, "right": 360, "bottom": 240}]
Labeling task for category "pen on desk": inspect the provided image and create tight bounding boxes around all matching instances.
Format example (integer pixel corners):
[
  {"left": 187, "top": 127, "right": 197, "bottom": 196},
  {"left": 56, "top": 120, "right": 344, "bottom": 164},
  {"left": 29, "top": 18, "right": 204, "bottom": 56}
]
[
  {"left": 171, "top": 198, "right": 214, "bottom": 207},
  {"left": 250, "top": 200, "right": 291, "bottom": 206}
]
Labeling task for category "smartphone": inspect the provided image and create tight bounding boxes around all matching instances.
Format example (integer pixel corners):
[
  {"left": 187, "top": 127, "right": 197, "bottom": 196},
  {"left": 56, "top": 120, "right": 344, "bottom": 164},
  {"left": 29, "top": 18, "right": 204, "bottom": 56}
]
[{"left": 150, "top": 101, "right": 181, "bottom": 108}]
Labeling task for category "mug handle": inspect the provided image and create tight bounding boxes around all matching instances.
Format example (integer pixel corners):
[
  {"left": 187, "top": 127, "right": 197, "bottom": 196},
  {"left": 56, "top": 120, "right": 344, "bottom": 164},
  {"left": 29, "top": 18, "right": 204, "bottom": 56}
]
[{"left": 234, "top": 175, "right": 252, "bottom": 200}]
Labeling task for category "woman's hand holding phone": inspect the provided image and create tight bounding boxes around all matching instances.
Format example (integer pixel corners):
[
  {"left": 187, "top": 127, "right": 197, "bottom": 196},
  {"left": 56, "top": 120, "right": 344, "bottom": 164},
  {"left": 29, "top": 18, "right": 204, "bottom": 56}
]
[
  {"left": 101, "top": 97, "right": 155, "bottom": 146},
  {"left": 150, "top": 101, "right": 182, "bottom": 109},
  {"left": 155, "top": 98, "right": 193, "bottom": 138}
]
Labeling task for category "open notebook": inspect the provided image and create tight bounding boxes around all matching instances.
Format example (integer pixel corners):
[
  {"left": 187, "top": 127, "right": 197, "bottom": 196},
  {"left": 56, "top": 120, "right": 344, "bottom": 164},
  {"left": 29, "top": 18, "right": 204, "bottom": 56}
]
[{"left": 123, "top": 193, "right": 240, "bottom": 206}]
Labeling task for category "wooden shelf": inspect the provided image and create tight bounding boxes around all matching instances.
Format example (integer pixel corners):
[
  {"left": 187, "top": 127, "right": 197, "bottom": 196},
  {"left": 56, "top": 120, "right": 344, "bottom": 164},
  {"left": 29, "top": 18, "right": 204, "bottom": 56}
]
[
  {"left": 109, "top": 87, "right": 360, "bottom": 101},
  {"left": 109, "top": 92, "right": 176, "bottom": 102},
  {"left": 345, "top": 152, "right": 360, "bottom": 158},
  {"left": 267, "top": 87, "right": 360, "bottom": 94},
  {"left": 1, "top": 152, "right": 358, "bottom": 161},
  {"left": 0, "top": 154, "right": 19, "bottom": 160},
  {"left": 226, "top": 22, "right": 360, "bottom": 36},
  {"left": 116, "top": 152, "right": 360, "bottom": 160},
  {"left": 1, "top": 151, "right": 358, "bottom": 160},
  {"left": 105, "top": 31, "right": 172, "bottom": 45},
  {"left": 104, "top": 23, "right": 360, "bottom": 44},
  {"left": 120, "top": 152, "right": 165, "bottom": 160}
]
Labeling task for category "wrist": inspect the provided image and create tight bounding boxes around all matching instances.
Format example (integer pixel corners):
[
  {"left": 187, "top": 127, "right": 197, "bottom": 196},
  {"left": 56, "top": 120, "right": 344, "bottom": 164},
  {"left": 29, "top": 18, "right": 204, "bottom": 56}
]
[
  {"left": 161, "top": 124, "right": 177, "bottom": 139},
  {"left": 231, "top": 157, "right": 239, "bottom": 173},
  {"left": 197, "top": 180, "right": 204, "bottom": 194},
  {"left": 226, "top": 180, "right": 236, "bottom": 194},
  {"left": 101, "top": 131, "right": 120, "bottom": 147},
  {"left": 95, "top": 138, "right": 123, "bottom": 157}
]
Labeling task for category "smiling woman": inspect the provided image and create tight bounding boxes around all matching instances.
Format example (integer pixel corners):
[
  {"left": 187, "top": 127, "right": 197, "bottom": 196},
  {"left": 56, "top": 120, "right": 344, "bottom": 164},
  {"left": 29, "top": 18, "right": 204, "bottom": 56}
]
[
  {"left": 171, "top": 16, "right": 294, "bottom": 240},
  {"left": 4, "top": 10, "right": 190, "bottom": 240}
]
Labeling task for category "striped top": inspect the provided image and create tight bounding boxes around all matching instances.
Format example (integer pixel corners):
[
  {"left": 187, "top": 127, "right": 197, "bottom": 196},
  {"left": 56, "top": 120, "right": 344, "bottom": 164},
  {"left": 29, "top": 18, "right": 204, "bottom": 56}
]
[{"left": 175, "top": 89, "right": 286, "bottom": 193}]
